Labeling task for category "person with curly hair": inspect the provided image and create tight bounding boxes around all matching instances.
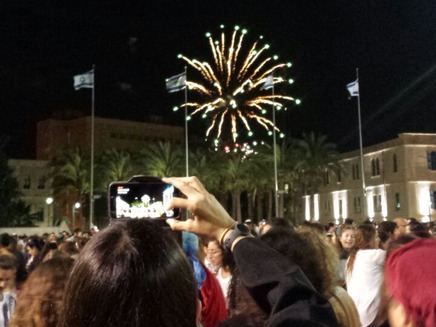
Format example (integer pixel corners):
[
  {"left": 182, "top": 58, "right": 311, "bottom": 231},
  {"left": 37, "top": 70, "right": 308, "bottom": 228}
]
[{"left": 9, "top": 256, "right": 74, "bottom": 327}]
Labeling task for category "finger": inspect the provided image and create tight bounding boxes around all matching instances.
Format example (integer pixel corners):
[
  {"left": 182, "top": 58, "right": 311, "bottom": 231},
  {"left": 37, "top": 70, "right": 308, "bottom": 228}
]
[
  {"left": 163, "top": 177, "right": 198, "bottom": 197},
  {"left": 167, "top": 218, "right": 193, "bottom": 232},
  {"left": 167, "top": 197, "right": 190, "bottom": 212},
  {"left": 186, "top": 176, "right": 208, "bottom": 194}
]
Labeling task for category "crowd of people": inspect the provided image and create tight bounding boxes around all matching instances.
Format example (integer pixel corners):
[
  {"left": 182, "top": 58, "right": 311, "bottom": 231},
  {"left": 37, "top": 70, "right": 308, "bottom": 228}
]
[{"left": 0, "top": 176, "right": 435, "bottom": 326}]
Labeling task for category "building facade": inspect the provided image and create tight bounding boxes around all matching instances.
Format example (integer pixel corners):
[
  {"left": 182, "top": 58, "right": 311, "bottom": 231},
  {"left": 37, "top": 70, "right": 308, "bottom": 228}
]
[
  {"left": 36, "top": 116, "right": 185, "bottom": 160},
  {"left": 8, "top": 159, "right": 53, "bottom": 227},
  {"left": 303, "top": 133, "right": 436, "bottom": 224}
]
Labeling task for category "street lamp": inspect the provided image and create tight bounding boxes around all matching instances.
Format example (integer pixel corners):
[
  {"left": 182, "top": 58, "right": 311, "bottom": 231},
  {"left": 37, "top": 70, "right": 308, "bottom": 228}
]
[
  {"left": 46, "top": 197, "right": 53, "bottom": 226},
  {"left": 72, "top": 202, "right": 81, "bottom": 229}
]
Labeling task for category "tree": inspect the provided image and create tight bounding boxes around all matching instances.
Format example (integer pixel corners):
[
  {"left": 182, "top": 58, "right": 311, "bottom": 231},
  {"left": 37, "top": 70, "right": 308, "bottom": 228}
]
[
  {"left": 0, "top": 150, "right": 32, "bottom": 226},
  {"left": 255, "top": 139, "right": 298, "bottom": 220},
  {"left": 219, "top": 151, "right": 254, "bottom": 222},
  {"left": 291, "top": 132, "right": 342, "bottom": 222},
  {"left": 97, "top": 148, "right": 135, "bottom": 188},
  {"left": 188, "top": 147, "right": 224, "bottom": 194},
  {"left": 139, "top": 141, "right": 184, "bottom": 177},
  {"left": 50, "top": 146, "right": 90, "bottom": 228}
]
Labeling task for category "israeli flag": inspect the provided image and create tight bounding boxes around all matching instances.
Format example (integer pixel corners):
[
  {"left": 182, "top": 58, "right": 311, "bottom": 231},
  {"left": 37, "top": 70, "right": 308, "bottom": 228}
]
[
  {"left": 74, "top": 70, "right": 94, "bottom": 90},
  {"left": 263, "top": 74, "right": 274, "bottom": 90},
  {"left": 166, "top": 72, "right": 186, "bottom": 93},
  {"left": 347, "top": 80, "right": 359, "bottom": 97}
]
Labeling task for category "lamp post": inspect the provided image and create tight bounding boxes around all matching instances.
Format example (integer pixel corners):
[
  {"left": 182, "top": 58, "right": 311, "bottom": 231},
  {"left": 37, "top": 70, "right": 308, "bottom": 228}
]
[
  {"left": 72, "top": 202, "right": 81, "bottom": 230},
  {"left": 46, "top": 197, "right": 53, "bottom": 227}
]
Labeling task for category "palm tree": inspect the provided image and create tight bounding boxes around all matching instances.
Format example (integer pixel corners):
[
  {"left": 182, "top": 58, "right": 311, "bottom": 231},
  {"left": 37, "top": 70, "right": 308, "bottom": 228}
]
[
  {"left": 219, "top": 151, "right": 254, "bottom": 222},
  {"left": 139, "top": 141, "right": 184, "bottom": 177},
  {"left": 253, "top": 139, "right": 302, "bottom": 221},
  {"left": 291, "top": 132, "right": 342, "bottom": 222},
  {"left": 188, "top": 147, "right": 224, "bottom": 193},
  {"left": 97, "top": 148, "right": 135, "bottom": 187},
  {"left": 242, "top": 146, "right": 274, "bottom": 221},
  {"left": 51, "top": 146, "right": 90, "bottom": 228}
]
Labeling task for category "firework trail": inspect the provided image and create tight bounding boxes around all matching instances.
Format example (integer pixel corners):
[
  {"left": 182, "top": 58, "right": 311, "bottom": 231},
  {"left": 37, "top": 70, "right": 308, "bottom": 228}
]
[{"left": 177, "top": 25, "right": 299, "bottom": 143}]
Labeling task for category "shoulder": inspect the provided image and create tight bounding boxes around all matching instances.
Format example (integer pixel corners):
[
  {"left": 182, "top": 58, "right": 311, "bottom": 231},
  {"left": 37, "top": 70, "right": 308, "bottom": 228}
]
[{"left": 358, "top": 249, "right": 385, "bottom": 259}]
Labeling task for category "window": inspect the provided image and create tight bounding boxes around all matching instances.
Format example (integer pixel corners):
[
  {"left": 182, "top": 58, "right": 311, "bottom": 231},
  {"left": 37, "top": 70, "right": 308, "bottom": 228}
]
[
  {"left": 339, "top": 199, "right": 343, "bottom": 218},
  {"left": 324, "top": 200, "right": 330, "bottom": 215},
  {"left": 376, "top": 158, "right": 380, "bottom": 175},
  {"left": 337, "top": 169, "right": 342, "bottom": 183},
  {"left": 352, "top": 163, "right": 360, "bottom": 180},
  {"left": 38, "top": 176, "right": 46, "bottom": 189},
  {"left": 371, "top": 158, "right": 380, "bottom": 176},
  {"left": 23, "top": 176, "right": 31, "bottom": 189},
  {"left": 354, "top": 197, "right": 361, "bottom": 213},
  {"left": 427, "top": 151, "right": 436, "bottom": 170},
  {"left": 395, "top": 193, "right": 401, "bottom": 210},
  {"left": 324, "top": 170, "right": 330, "bottom": 185},
  {"left": 431, "top": 191, "right": 436, "bottom": 210},
  {"left": 373, "top": 194, "right": 382, "bottom": 212},
  {"left": 393, "top": 153, "right": 398, "bottom": 173}
]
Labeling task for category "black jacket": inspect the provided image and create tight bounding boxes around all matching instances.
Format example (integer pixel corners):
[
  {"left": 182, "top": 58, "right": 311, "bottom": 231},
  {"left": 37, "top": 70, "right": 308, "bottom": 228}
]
[{"left": 223, "top": 237, "right": 339, "bottom": 327}]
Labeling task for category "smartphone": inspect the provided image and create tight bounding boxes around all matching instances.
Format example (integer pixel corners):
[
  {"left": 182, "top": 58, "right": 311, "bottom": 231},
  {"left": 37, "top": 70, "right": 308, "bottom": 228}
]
[{"left": 108, "top": 176, "right": 181, "bottom": 221}]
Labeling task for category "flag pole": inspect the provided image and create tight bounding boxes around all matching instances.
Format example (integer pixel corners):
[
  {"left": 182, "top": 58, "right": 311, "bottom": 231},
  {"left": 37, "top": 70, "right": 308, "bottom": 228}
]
[
  {"left": 272, "top": 76, "right": 279, "bottom": 218},
  {"left": 356, "top": 68, "right": 367, "bottom": 220},
  {"left": 89, "top": 64, "right": 95, "bottom": 229},
  {"left": 184, "top": 66, "right": 189, "bottom": 177}
]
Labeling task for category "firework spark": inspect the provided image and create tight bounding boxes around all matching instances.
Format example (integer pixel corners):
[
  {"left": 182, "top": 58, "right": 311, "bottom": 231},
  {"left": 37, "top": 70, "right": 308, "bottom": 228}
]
[{"left": 178, "top": 25, "right": 299, "bottom": 142}]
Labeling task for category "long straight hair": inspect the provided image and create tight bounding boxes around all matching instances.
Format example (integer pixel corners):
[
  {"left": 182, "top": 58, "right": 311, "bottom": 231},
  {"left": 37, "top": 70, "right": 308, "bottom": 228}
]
[
  {"left": 346, "top": 224, "right": 376, "bottom": 275},
  {"left": 58, "top": 220, "right": 197, "bottom": 327}
]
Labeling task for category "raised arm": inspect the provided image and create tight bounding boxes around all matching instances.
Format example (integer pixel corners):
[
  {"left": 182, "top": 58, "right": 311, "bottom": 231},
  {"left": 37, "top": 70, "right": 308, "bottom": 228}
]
[{"left": 164, "top": 176, "right": 338, "bottom": 327}]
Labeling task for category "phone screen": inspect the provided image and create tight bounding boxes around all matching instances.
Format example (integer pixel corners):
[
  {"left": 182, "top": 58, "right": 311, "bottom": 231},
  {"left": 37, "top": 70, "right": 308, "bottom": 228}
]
[{"left": 108, "top": 179, "right": 180, "bottom": 220}]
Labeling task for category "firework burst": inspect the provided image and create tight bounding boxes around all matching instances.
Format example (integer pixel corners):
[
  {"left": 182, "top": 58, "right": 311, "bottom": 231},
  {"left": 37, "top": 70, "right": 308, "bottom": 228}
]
[{"left": 177, "top": 25, "right": 300, "bottom": 143}]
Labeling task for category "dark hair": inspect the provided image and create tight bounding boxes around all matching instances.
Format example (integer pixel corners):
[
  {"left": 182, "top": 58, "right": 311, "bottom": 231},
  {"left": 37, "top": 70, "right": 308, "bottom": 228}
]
[
  {"left": 227, "top": 266, "right": 268, "bottom": 326},
  {"left": 206, "top": 239, "right": 234, "bottom": 270},
  {"left": 301, "top": 221, "right": 325, "bottom": 234},
  {"left": 259, "top": 217, "right": 293, "bottom": 235},
  {"left": 344, "top": 218, "right": 354, "bottom": 225},
  {"left": 58, "top": 220, "right": 197, "bottom": 327},
  {"left": 0, "top": 233, "right": 11, "bottom": 247},
  {"left": 378, "top": 221, "right": 397, "bottom": 245},
  {"left": 408, "top": 220, "right": 431, "bottom": 238},
  {"left": 27, "top": 236, "right": 45, "bottom": 251},
  {"left": 260, "top": 229, "right": 324, "bottom": 293}
]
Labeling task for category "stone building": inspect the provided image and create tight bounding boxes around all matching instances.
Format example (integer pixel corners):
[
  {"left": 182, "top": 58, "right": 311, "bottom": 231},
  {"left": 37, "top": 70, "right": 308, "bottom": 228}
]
[
  {"left": 8, "top": 159, "right": 52, "bottom": 227},
  {"left": 303, "top": 133, "right": 436, "bottom": 224}
]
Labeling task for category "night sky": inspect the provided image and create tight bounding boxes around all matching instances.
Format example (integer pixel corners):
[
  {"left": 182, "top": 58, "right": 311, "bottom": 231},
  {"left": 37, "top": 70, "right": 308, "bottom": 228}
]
[{"left": 1, "top": 1, "right": 435, "bottom": 159}]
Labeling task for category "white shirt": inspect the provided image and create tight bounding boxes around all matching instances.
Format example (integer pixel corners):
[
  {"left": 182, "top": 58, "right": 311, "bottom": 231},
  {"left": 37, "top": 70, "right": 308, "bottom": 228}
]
[
  {"left": 215, "top": 267, "right": 231, "bottom": 308},
  {"left": 0, "top": 293, "right": 16, "bottom": 327},
  {"left": 346, "top": 249, "right": 386, "bottom": 327}
]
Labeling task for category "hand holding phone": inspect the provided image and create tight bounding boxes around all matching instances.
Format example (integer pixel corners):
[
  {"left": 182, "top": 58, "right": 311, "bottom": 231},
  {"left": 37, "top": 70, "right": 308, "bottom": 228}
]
[{"left": 108, "top": 176, "right": 181, "bottom": 220}]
